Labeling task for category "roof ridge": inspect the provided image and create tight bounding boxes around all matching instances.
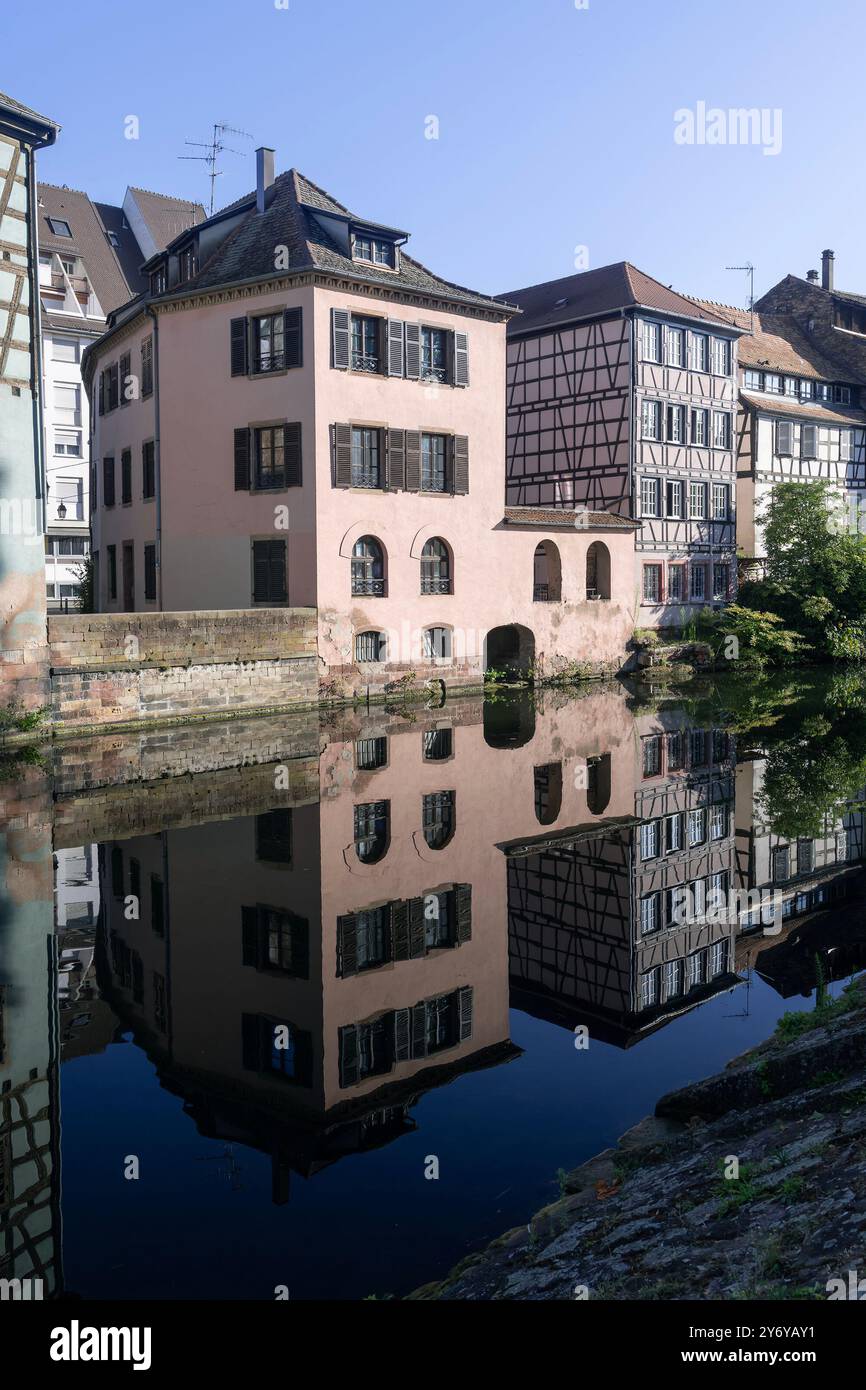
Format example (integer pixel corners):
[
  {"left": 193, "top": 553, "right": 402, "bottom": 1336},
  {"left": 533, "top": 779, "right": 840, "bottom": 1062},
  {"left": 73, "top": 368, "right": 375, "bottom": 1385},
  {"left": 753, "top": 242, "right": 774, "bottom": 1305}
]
[
  {"left": 128, "top": 185, "right": 204, "bottom": 209},
  {"left": 39, "top": 181, "right": 92, "bottom": 198},
  {"left": 291, "top": 167, "right": 352, "bottom": 216}
]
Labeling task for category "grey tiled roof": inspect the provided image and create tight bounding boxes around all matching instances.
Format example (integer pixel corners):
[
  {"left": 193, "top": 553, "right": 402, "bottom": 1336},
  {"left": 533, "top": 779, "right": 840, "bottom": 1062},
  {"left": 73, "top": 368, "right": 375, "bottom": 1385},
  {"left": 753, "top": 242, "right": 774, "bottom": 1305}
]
[
  {"left": 38, "top": 184, "right": 138, "bottom": 316},
  {"left": 739, "top": 392, "right": 866, "bottom": 426},
  {"left": 0, "top": 90, "right": 58, "bottom": 133},
  {"left": 177, "top": 168, "right": 511, "bottom": 314},
  {"left": 127, "top": 186, "right": 205, "bottom": 255},
  {"left": 498, "top": 262, "right": 737, "bottom": 336}
]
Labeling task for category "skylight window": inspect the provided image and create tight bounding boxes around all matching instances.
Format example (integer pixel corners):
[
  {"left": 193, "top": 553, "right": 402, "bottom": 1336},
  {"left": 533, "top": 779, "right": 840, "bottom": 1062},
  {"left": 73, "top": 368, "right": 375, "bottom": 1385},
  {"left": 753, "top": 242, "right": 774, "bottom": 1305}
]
[
  {"left": 106, "top": 231, "right": 120, "bottom": 247},
  {"left": 48, "top": 218, "right": 72, "bottom": 238}
]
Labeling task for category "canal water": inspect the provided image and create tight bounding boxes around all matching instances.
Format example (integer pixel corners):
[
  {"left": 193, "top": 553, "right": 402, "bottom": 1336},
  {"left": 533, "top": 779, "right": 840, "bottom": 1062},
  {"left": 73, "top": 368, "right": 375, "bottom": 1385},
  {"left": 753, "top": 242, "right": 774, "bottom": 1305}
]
[{"left": 6, "top": 671, "right": 866, "bottom": 1300}]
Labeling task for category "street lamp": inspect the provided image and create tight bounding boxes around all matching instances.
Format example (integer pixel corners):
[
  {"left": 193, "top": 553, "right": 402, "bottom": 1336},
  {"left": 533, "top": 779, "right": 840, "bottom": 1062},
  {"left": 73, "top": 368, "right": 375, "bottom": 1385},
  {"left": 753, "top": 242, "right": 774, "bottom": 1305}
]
[{"left": 56, "top": 500, "right": 66, "bottom": 520}]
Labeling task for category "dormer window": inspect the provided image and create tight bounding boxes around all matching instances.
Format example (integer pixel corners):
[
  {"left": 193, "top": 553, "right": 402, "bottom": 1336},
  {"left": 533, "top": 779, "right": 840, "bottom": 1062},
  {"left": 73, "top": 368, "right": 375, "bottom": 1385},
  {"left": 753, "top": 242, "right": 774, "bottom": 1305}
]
[
  {"left": 352, "top": 232, "right": 395, "bottom": 268},
  {"left": 150, "top": 263, "right": 167, "bottom": 295},
  {"left": 177, "top": 243, "right": 197, "bottom": 284}
]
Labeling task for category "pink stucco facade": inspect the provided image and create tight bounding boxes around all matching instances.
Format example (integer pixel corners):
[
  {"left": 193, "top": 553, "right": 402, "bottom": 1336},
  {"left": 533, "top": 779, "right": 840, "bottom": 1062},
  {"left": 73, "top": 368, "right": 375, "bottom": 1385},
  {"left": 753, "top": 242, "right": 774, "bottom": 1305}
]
[{"left": 88, "top": 214, "right": 640, "bottom": 690}]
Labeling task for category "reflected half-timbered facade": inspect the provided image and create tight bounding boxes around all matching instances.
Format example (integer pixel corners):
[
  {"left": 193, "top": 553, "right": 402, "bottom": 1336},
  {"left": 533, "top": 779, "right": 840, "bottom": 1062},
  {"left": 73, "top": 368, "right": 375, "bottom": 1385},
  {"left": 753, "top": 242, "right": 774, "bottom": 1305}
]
[{"left": 499, "top": 263, "right": 741, "bottom": 624}]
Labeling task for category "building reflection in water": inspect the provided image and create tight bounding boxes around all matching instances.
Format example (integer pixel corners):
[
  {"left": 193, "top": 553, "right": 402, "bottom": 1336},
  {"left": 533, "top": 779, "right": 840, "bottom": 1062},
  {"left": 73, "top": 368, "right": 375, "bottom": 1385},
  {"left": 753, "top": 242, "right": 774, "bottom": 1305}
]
[{"left": 5, "top": 682, "right": 866, "bottom": 1294}]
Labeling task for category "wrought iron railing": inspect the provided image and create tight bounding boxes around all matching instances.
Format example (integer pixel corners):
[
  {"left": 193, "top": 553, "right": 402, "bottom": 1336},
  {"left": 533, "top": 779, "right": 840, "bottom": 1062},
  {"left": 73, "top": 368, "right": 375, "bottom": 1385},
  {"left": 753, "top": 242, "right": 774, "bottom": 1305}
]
[
  {"left": 533, "top": 583, "right": 551, "bottom": 601},
  {"left": 352, "top": 578, "right": 385, "bottom": 597},
  {"left": 352, "top": 352, "right": 381, "bottom": 373},
  {"left": 421, "top": 577, "right": 451, "bottom": 595}
]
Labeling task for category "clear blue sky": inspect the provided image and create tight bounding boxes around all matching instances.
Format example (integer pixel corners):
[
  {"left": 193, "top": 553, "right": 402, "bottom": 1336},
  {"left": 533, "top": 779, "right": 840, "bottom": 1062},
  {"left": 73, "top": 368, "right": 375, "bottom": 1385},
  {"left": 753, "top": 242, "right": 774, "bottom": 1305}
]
[{"left": 11, "top": 0, "right": 866, "bottom": 306}]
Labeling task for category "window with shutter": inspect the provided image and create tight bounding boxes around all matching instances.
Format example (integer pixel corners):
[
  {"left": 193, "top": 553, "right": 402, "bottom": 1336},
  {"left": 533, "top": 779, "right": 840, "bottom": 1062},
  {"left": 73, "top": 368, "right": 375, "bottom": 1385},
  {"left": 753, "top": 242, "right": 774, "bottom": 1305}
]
[
  {"left": 408, "top": 896, "right": 426, "bottom": 959},
  {"left": 393, "top": 1007, "right": 410, "bottom": 1063},
  {"left": 333, "top": 423, "right": 352, "bottom": 487},
  {"left": 103, "top": 456, "right": 115, "bottom": 508},
  {"left": 144, "top": 543, "right": 156, "bottom": 601},
  {"left": 119, "top": 352, "right": 131, "bottom": 406},
  {"left": 458, "top": 985, "right": 473, "bottom": 1041},
  {"left": 405, "top": 430, "right": 421, "bottom": 490},
  {"left": 230, "top": 317, "right": 248, "bottom": 376},
  {"left": 142, "top": 440, "right": 155, "bottom": 499},
  {"left": 251, "top": 538, "right": 287, "bottom": 604},
  {"left": 141, "top": 336, "right": 153, "bottom": 397},
  {"left": 234, "top": 427, "right": 250, "bottom": 491},
  {"left": 386, "top": 319, "right": 405, "bottom": 376},
  {"left": 386, "top": 428, "right": 405, "bottom": 490},
  {"left": 338, "top": 1025, "right": 360, "bottom": 1088},
  {"left": 121, "top": 449, "right": 132, "bottom": 505},
  {"left": 404, "top": 322, "right": 421, "bottom": 380},
  {"left": 452, "top": 435, "right": 469, "bottom": 494},
  {"left": 453, "top": 331, "right": 470, "bottom": 387},
  {"left": 776, "top": 420, "right": 793, "bottom": 455},
  {"left": 456, "top": 884, "right": 472, "bottom": 943},
  {"left": 331, "top": 308, "right": 350, "bottom": 369},
  {"left": 284, "top": 306, "right": 302, "bottom": 368}
]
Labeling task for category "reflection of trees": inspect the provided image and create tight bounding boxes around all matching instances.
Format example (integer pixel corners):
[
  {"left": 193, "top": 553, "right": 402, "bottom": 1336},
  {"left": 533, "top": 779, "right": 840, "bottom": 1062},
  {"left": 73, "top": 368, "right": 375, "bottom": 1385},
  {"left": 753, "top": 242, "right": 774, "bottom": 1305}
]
[{"left": 757, "top": 724, "right": 866, "bottom": 841}]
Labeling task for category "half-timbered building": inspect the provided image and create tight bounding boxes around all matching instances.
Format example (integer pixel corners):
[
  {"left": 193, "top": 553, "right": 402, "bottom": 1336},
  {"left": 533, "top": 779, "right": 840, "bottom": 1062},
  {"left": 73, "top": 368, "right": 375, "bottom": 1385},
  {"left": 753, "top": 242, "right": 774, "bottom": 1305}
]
[
  {"left": 691, "top": 295, "right": 866, "bottom": 571},
  {"left": 498, "top": 263, "right": 742, "bottom": 625}
]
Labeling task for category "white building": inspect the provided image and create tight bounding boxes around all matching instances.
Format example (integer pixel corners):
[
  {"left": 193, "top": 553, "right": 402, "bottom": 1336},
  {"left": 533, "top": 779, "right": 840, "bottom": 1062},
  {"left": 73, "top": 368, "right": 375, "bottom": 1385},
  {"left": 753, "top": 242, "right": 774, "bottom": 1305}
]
[{"left": 37, "top": 184, "right": 204, "bottom": 608}]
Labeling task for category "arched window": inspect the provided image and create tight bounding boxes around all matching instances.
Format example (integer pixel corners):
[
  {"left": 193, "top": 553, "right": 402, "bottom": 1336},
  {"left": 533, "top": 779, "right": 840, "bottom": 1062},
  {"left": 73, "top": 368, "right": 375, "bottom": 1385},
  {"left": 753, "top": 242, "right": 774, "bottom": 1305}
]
[
  {"left": 351, "top": 536, "right": 385, "bottom": 596},
  {"left": 354, "top": 800, "right": 390, "bottom": 864},
  {"left": 586, "top": 753, "right": 611, "bottom": 815},
  {"left": 421, "top": 538, "right": 452, "bottom": 594},
  {"left": 355, "top": 630, "right": 387, "bottom": 662},
  {"left": 534, "top": 763, "right": 563, "bottom": 825},
  {"left": 533, "top": 541, "right": 562, "bottom": 601},
  {"left": 423, "top": 626, "right": 452, "bottom": 660},
  {"left": 586, "top": 541, "right": 611, "bottom": 600},
  {"left": 422, "top": 790, "right": 455, "bottom": 849}
]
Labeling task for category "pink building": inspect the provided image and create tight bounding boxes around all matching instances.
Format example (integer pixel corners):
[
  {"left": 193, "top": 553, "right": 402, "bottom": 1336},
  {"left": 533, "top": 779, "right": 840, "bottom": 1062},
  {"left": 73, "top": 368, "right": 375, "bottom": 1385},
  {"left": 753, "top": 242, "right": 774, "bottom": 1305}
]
[{"left": 83, "top": 151, "right": 639, "bottom": 693}]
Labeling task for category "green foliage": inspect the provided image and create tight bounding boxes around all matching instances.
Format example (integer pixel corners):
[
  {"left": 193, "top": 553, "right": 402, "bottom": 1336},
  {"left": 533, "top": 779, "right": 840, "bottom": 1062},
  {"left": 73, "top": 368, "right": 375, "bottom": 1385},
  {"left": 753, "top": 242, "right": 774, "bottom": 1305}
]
[
  {"left": 73, "top": 553, "right": 95, "bottom": 613},
  {"left": 740, "top": 483, "right": 866, "bottom": 663},
  {"left": 0, "top": 703, "right": 48, "bottom": 735},
  {"left": 700, "top": 604, "right": 805, "bottom": 668}
]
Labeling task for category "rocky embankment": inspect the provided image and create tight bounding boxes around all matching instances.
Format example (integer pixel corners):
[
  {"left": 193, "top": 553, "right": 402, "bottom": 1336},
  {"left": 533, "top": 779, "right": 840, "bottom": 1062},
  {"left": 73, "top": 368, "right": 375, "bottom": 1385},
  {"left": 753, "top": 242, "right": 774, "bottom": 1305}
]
[{"left": 411, "top": 979, "right": 866, "bottom": 1301}]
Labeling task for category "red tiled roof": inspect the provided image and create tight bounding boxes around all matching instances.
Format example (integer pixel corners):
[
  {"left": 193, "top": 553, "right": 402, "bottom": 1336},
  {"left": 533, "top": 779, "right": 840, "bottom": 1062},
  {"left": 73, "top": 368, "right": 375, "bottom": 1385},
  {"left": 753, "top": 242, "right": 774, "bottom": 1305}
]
[
  {"left": 497, "top": 262, "right": 738, "bottom": 336},
  {"left": 739, "top": 391, "right": 866, "bottom": 426},
  {"left": 502, "top": 507, "right": 639, "bottom": 530}
]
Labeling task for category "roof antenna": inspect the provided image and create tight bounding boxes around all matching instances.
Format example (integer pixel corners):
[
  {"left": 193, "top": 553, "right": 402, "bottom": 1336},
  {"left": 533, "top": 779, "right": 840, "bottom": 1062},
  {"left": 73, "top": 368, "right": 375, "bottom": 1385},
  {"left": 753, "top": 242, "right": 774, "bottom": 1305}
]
[
  {"left": 178, "top": 122, "right": 252, "bottom": 216},
  {"left": 726, "top": 262, "right": 755, "bottom": 334}
]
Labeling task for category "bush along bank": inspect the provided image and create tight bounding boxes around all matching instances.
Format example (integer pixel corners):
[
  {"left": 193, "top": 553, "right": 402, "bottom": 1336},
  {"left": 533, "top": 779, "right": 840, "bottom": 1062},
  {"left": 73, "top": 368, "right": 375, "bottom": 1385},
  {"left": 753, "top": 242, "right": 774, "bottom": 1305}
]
[{"left": 409, "top": 977, "right": 866, "bottom": 1302}]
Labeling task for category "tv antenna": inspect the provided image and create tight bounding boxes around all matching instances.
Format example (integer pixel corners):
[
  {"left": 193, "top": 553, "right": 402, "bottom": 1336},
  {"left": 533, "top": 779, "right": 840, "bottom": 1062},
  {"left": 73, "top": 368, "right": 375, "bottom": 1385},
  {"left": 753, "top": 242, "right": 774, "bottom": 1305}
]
[
  {"left": 726, "top": 262, "right": 755, "bottom": 334},
  {"left": 179, "top": 122, "right": 252, "bottom": 215}
]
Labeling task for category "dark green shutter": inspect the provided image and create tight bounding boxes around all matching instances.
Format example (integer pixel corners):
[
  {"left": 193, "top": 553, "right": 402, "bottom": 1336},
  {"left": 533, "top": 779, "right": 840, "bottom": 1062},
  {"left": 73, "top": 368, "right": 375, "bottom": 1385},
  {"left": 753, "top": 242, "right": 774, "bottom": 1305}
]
[
  {"left": 408, "top": 896, "right": 426, "bottom": 958},
  {"left": 386, "top": 428, "right": 405, "bottom": 491},
  {"left": 456, "top": 884, "right": 472, "bottom": 943},
  {"left": 331, "top": 309, "right": 350, "bottom": 369},
  {"left": 242, "top": 906, "right": 258, "bottom": 966},
  {"left": 387, "top": 319, "right": 404, "bottom": 376},
  {"left": 338, "top": 913, "right": 358, "bottom": 977},
  {"left": 234, "top": 427, "right": 250, "bottom": 490},
  {"left": 284, "top": 307, "right": 302, "bottom": 368},
  {"left": 230, "top": 318, "right": 248, "bottom": 376},
  {"left": 339, "top": 1024, "right": 359, "bottom": 1087},
  {"left": 269, "top": 540, "right": 287, "bottom": 602},
  {"left": 391, "top": 900, "right": 409, "bottom": 960},
  {"left": 453, "top": 331, "right": 470, "bottom": 387},
  {"left": 452, "top": 435, "right": 469, "bottom": 494},
  {"left": 241, "top": 1013, "right": 261, "bottom": 1070},
  {"left": 458, "top": 986, "right": 473, "bottom": 1041},
  {"left": 411, "top": 1002, "right": 427, "bottom": 1059},
  {"left": 405, "top": 430, "right": 421, "bottom": 491},
  {"left": 404, "top": 323, "right": 421, "bottom": 379},
  {"left": 393, "top": 1007, "right": 410, "bottom": 1063},
  {"left": 119, "top": 351, "right": 131, "bottom": 406},
  {"left": 293, "top": 1027, "right": 313, "bottom": 1087},
  {"left": 333, "top": 423, "right": 352, "bottom": 487},
  {"left": 284, "top": 422, "right": 302, "bottom": 487}
]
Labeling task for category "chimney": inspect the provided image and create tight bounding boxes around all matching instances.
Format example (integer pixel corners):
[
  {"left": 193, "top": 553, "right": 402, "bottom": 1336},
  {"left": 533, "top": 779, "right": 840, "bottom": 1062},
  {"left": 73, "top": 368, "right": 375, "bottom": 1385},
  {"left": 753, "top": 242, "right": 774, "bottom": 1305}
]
[
  {"left": 256, "top": 147, "right": 275, "bottom": 214},
  {"left": 821, "top": 248, "right": 835, "bottom": 292},
  {"left": 806, "top": 269, "right": 819, "bottom": 283}
]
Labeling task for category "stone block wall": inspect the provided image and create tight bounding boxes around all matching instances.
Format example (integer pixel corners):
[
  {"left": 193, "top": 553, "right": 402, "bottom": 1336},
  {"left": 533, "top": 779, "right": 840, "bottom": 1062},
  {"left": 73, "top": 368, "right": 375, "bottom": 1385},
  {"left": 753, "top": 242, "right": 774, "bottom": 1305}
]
[{"left": 45, "top": 608, "right": 318, "bottom": 731}]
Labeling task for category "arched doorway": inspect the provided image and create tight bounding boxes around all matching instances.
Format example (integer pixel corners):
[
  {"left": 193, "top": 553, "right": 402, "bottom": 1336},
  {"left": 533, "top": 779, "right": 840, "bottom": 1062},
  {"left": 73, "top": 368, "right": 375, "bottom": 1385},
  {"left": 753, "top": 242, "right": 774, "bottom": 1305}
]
[
  {"left": 533, "top": 541, "right": 562, "bottom": 602},
  {"left": 586, "top": 541, "right": 611, "bottom": 600},
  {"left": 485, "top": 624, "right": 535, "bottom": 677}
]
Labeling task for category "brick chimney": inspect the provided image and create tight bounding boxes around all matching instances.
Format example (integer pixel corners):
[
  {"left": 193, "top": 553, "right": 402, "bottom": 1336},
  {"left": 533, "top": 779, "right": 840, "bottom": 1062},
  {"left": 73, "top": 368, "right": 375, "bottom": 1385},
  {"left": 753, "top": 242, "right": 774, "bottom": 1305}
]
[
  {"left": 256, "top": 147, "right": 275, "bottom": 214},
  {"left": 821, "top": 248, "right": 835, "bottom": 292},
  {"left": 806, "top": 269, "right": 819, "bottom": 283}
]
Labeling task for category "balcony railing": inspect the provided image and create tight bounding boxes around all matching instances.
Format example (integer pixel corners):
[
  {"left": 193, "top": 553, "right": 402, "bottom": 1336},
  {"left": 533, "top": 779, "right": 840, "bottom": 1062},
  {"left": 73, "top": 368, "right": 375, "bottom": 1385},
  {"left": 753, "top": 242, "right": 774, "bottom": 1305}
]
[
  {"left": 421, "top": 577, "right": 451, "bottom": 595},
  {"left": 533, "top": 583, "right": 552, "bottom": 601},
  {"left": 352, "top": 352, "right": 381, "bottom": 374},
  {"left": 351, "top": 578, "right": 385, "bottom": 597}
]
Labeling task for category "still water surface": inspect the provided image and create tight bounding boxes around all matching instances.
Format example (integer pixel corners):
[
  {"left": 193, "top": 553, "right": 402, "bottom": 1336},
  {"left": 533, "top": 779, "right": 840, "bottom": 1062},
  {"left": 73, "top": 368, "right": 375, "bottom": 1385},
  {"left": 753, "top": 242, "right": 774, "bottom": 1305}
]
[{"left": 23, "top": 674, "right": 866, "bottom": 1297}]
